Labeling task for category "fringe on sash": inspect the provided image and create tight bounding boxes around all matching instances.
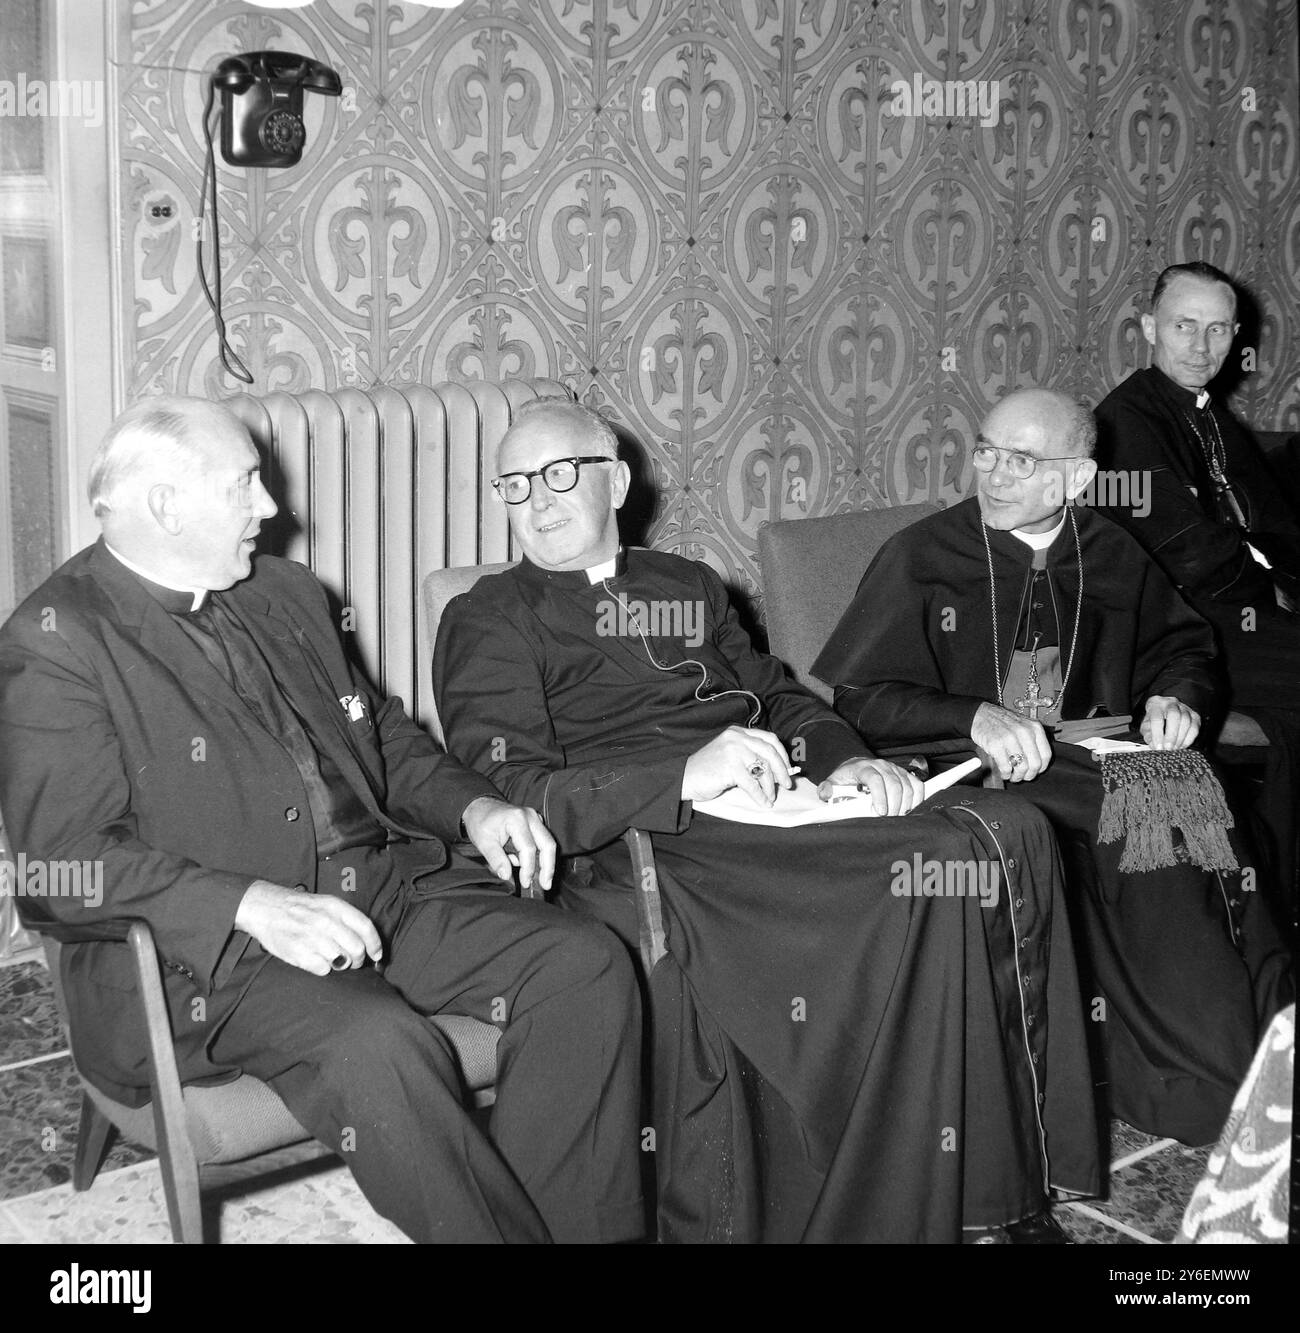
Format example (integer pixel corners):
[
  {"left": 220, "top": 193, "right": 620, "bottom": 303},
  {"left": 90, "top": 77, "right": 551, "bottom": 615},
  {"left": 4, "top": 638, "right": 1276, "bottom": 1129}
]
[{"left": 1096, "top": 749, "right": 1239, "bottom": 873}]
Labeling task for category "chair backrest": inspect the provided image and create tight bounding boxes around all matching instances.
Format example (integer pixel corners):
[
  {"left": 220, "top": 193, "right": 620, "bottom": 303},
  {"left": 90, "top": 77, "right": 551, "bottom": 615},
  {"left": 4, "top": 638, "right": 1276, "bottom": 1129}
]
[
  {"left": 422, "top": 562, "right": 516, "bottom": 744},
  {"left": 758, "top": 504, "right": 942, "bottom": 702}
]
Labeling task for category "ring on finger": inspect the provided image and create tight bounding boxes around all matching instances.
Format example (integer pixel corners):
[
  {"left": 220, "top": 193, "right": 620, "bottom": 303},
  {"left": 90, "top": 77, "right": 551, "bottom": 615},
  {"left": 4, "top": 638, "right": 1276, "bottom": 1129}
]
[
  {"left": 330, "top": 954, "right": 349, "bottom": 971},
  {"left": 1007, "top": 753, "right": 1025, "bottom": 769},
  {"left": 749, "top": 759, "right": 769, "bottom": 778}
]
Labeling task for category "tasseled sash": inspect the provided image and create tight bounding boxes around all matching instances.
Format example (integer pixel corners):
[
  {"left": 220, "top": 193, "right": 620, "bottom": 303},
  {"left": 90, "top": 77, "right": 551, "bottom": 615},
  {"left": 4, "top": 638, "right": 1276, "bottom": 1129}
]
[{"left": 1096, "top": 749, "right": 1239, "bottom": 873}]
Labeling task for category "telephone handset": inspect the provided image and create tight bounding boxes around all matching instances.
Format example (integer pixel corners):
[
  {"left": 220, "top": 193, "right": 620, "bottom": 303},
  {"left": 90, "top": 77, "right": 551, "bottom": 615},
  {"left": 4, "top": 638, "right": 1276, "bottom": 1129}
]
[{"left": 213, "top": 51, "right": 341, "bottom": 168}]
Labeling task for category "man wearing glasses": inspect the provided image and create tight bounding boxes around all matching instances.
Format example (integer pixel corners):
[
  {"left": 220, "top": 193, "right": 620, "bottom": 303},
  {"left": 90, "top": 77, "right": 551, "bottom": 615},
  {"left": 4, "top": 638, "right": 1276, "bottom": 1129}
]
[
  {"left": 435, "top": 395, "right": 1104, "bottom": 1244},
  {"left": 815, "top": 388, "right": 1292, "bottom": 1149}
]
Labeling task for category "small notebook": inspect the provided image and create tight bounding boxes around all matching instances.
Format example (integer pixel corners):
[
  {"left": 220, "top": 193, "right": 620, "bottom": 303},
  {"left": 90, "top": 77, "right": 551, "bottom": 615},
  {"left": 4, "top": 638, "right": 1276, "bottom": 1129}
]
[
  {"left": 1053, "top": 715, "right": 1133, "bottom": 745},
  {"left": 694, "top": 757, "right": 983, "bottom": 828}
]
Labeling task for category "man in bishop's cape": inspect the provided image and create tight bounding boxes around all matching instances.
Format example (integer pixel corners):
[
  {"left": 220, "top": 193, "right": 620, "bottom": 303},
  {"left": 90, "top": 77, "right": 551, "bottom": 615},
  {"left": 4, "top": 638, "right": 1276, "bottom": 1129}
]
[{"left": 815, "top": 388, "right": 1294, "bottom": 1147}]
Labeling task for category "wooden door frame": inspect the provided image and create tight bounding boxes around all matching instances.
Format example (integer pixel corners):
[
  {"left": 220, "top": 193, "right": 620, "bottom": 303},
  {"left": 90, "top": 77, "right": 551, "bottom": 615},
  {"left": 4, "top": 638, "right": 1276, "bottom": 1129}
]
[{"left": 57, "top": 0, "right": 115, "bottom": 554}]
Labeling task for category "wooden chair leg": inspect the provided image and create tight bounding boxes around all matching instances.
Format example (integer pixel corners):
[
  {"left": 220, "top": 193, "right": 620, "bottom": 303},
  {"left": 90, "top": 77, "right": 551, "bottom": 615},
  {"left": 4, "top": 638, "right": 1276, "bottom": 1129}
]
[
  {"left": 72, "top": 1094, "right": 114, "bottom": 1191},
  {"left": 152, "top": 1108, "right": 205, "bottom": 1244},
  {"left": 127, "top": 922, "right": 206, "bottom": 1243}
]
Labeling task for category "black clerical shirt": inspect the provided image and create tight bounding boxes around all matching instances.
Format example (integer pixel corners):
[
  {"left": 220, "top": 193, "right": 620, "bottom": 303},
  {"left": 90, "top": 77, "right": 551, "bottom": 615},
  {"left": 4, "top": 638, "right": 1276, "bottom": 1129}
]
[{"left": 130, "top": 569, "right": 385, "bottom": 859}]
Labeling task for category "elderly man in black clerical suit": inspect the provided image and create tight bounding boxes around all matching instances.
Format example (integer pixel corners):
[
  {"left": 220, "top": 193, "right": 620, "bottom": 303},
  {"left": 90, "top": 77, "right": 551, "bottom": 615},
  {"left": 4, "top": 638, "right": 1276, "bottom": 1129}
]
[
  {"left": 1095, "top": 260, "right": 1300, "bottom": 926},
  {"left": 815, "top": 388, "right": 1293, "bottom": 1148},
  {"left": 0, "top": 397, "right": 644, "bottom": 1244},
  {"left": 434, "top": 395, "right": 1103, "bottom": 1245}
]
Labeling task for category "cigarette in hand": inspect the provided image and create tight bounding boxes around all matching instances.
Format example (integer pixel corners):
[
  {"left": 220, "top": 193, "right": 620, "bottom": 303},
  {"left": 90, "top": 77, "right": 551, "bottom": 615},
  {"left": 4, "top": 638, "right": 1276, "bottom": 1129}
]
[{"left": 824, "top": 783, "right": 869, "bottom": 804}]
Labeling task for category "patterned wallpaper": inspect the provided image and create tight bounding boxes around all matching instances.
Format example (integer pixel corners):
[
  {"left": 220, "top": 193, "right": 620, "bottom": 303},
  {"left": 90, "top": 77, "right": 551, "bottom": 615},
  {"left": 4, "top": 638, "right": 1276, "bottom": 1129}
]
[{"left": 117, "top": 0, "right": 1300, "bottom": 595}]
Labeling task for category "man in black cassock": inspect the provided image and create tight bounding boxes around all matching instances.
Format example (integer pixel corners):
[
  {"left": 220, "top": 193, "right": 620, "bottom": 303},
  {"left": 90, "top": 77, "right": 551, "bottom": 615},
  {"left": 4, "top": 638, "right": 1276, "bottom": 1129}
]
[
  {"left": 434, "top": 396, "right": 1102, "bottom": 1244},
  {"left": 814, "top": 388, "right": 1293, "bottom": 1148},
  {"left": 1095, "top": 261, "right": 1300, "bottom": 925}
]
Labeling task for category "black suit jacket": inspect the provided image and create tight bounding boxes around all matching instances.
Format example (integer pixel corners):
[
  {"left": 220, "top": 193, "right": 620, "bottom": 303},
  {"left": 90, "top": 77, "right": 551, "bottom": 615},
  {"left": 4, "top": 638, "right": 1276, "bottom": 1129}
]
[{"left": 0, "top": 540, "right": 500, "bottom": 1104}]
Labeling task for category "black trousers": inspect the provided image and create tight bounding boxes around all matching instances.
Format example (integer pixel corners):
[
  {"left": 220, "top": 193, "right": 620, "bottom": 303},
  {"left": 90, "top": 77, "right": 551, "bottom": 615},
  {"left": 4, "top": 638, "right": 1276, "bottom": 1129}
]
[{"left": 209, "top": 848, "right": 645, "bottom": 1243}]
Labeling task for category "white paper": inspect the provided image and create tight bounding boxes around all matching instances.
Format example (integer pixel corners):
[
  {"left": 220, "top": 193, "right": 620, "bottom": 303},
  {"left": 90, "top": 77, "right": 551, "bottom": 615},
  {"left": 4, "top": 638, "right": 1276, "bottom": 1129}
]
[
  {"left": 1077, "top": 736, "right": 1151, "bottom": 756},
  {"left": 694, "top": 757, "right": 983, "bottom": 827}
]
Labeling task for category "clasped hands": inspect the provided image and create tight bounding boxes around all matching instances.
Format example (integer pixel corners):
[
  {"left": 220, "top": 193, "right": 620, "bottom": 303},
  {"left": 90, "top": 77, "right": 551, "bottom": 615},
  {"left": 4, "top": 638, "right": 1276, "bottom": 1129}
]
[
  {"left": 680, "top": 724, "right": 923, "bottom": 816},
  {"left": 235, "top": 796, "right": 555, "bottom": 977},
  {"left": 971, "top": 695, "right": 1200, "bottom": 783}
]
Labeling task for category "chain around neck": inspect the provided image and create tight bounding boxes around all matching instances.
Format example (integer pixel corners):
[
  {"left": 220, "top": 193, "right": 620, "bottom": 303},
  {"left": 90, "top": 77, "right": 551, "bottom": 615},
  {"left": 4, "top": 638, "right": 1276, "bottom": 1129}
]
[{"left": 980, "top": 505, "right": 1084, "bottom": 715}]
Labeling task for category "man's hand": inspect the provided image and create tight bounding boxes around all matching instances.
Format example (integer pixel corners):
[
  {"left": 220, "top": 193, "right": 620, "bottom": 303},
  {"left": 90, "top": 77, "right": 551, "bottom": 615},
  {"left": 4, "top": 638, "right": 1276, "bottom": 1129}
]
[
  {"left": 1141, "top": 696, "right": 1200, "bottom": 750},
  {"left": 681, "top": 726, "right": 794, "bottom": 807},
  {"left": 462, "top": 796, "right": 556, "bottom": 893},
  {"left": 235, "top": 881, "right": 383, "bottom": 976},
  {"left": 971, "top": 702, "right": 1052, "bottom": 782},
  {"left": 817, "top": 757, "right": 924, "bottom": 816}
]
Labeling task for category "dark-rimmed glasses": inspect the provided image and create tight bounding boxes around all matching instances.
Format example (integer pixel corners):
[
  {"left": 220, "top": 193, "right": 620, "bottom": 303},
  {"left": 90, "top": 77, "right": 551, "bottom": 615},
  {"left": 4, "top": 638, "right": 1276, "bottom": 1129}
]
[{"left": 491, "top": 456, "right": 613, "bottom": 504}]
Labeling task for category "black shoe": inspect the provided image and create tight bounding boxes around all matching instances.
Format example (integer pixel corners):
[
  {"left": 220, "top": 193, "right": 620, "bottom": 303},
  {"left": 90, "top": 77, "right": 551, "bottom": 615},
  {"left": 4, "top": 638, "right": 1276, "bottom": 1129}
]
[{"left": 1004, "top": 1210, "right": 1069, "bottom": 1244}]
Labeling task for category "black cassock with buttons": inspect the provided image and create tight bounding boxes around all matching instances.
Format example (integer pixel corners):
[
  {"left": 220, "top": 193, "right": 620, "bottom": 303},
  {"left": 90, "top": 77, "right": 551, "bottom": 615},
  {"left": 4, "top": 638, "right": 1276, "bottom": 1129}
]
[
  {"left": 816, "top": 496, "right": 1294, "bottom": 1147},
  {"left": 436, "top": 549, "right": 1103, "bottom": 1242}
]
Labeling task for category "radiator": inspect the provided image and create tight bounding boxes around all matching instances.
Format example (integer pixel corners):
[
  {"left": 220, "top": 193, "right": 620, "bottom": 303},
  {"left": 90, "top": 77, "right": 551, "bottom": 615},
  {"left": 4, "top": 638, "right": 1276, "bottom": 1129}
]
[{"left": 226, "top": 379, "right": 568, "bottom": 731}]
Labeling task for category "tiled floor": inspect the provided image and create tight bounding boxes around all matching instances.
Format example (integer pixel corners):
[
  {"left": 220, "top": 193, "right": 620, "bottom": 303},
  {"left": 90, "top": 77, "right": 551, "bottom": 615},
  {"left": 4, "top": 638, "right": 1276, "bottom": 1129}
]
[{"left": 0, "top": 951, "right": 1209, "bottom": 1244}]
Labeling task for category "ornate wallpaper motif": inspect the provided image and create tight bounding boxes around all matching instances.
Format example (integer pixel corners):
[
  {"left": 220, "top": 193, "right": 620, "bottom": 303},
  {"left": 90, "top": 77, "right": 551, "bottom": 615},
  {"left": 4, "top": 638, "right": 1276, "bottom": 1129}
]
[{"left": 117, "top": 0, "right": 1300, "bottom": 596}]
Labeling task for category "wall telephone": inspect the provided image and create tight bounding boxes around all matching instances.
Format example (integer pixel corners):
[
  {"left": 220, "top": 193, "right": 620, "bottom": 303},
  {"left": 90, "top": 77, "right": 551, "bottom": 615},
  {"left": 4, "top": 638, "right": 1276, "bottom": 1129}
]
[
  {"left": 198, "top": 51, "right": 342, "bottom": 382},
  {"left": 212, "top": 51, "right": 341, "bottom": 168}
]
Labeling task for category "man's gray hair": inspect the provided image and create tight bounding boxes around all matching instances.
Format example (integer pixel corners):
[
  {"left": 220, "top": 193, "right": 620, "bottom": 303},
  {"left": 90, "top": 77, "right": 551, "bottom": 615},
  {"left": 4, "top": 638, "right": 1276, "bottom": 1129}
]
[
  {"left": 87, "top": 399, "right": 208, "bottom": 516},
  {"left": 505, "top": 396, "right": 620, "bottom": 460}
]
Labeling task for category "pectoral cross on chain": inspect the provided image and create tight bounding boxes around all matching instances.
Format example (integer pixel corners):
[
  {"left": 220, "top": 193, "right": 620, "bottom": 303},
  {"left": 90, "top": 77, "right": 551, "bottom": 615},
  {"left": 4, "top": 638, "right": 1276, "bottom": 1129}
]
[
  {"left": 1014, "top": 632, "right": 1055, "bottom": 720},
  {"left": 1014, "top": 675, "right": 1055, "bottom": 721}
]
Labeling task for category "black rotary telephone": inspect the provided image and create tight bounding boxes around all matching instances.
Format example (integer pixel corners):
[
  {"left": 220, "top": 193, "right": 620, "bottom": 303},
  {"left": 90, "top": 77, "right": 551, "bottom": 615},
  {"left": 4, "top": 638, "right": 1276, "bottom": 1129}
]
[{"left": 212, "top": 51, "right": 341, "bottom": 168}]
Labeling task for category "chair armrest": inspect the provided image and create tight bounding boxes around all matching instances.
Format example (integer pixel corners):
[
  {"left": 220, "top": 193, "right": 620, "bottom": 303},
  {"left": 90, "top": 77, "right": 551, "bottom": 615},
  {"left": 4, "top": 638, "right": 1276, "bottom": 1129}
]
[
  {"left": 622, "top": 828, "right": 667, "bottom": 975},
  {"left": 35, "top": 916, "right": 202, "bottom": 1207},
  {"left": 24, "top": 916, "right": 138, "bottom": 946}
]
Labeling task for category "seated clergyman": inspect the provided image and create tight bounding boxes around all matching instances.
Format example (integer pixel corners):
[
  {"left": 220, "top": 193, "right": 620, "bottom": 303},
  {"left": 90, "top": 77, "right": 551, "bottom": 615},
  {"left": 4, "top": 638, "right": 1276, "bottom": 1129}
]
[
  {"left": 0, "top": 397, "right": 645, "bottom": 1244},
  {"left": 814, "top": 388, "right": 1294, "bottom": 1147},
  {"left": 1095, "top": 260, "right": 1300, "bottom": 924},
  {"left": 434, "top": 396, "right": 1102, "bottom": 1244}
]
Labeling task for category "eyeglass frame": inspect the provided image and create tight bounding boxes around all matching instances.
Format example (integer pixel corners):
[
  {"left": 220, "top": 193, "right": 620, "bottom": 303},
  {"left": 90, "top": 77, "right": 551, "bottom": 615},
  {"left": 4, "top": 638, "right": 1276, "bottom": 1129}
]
[
  {"left": 971, "top": 438, "right": 1087, "bottom": 480},
  {"left": 490, "top": 455, "right": 615, "bottom": 504}
]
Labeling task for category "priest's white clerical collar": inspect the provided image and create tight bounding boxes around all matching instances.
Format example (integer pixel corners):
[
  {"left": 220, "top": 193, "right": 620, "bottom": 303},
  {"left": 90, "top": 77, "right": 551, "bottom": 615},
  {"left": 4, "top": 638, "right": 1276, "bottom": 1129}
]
[
  {"left": 584, "top": 556, "right": 620, "bottom": 584},
  {"left": 1195, "top": 389, "right": 1211, "bottom": 410},
  {"left": 106, "top": 544, "right": 207, "bottom": 611},
  {"left": 1010, "top": 509, "right": 1068, "bottom": 551}
]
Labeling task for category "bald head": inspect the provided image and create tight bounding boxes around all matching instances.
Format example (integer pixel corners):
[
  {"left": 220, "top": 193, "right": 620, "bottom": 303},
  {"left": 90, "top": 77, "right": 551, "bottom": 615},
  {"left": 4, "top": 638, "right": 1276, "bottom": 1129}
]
[
  {"left": 982, "top": 390, "right": 1096, "bottom": 459},
  {"left": 974, "top": 389, "right": 1098, "bottom": 533},
  {"left": 89, "top": 395, "right": 277, "bottom": 590}
]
